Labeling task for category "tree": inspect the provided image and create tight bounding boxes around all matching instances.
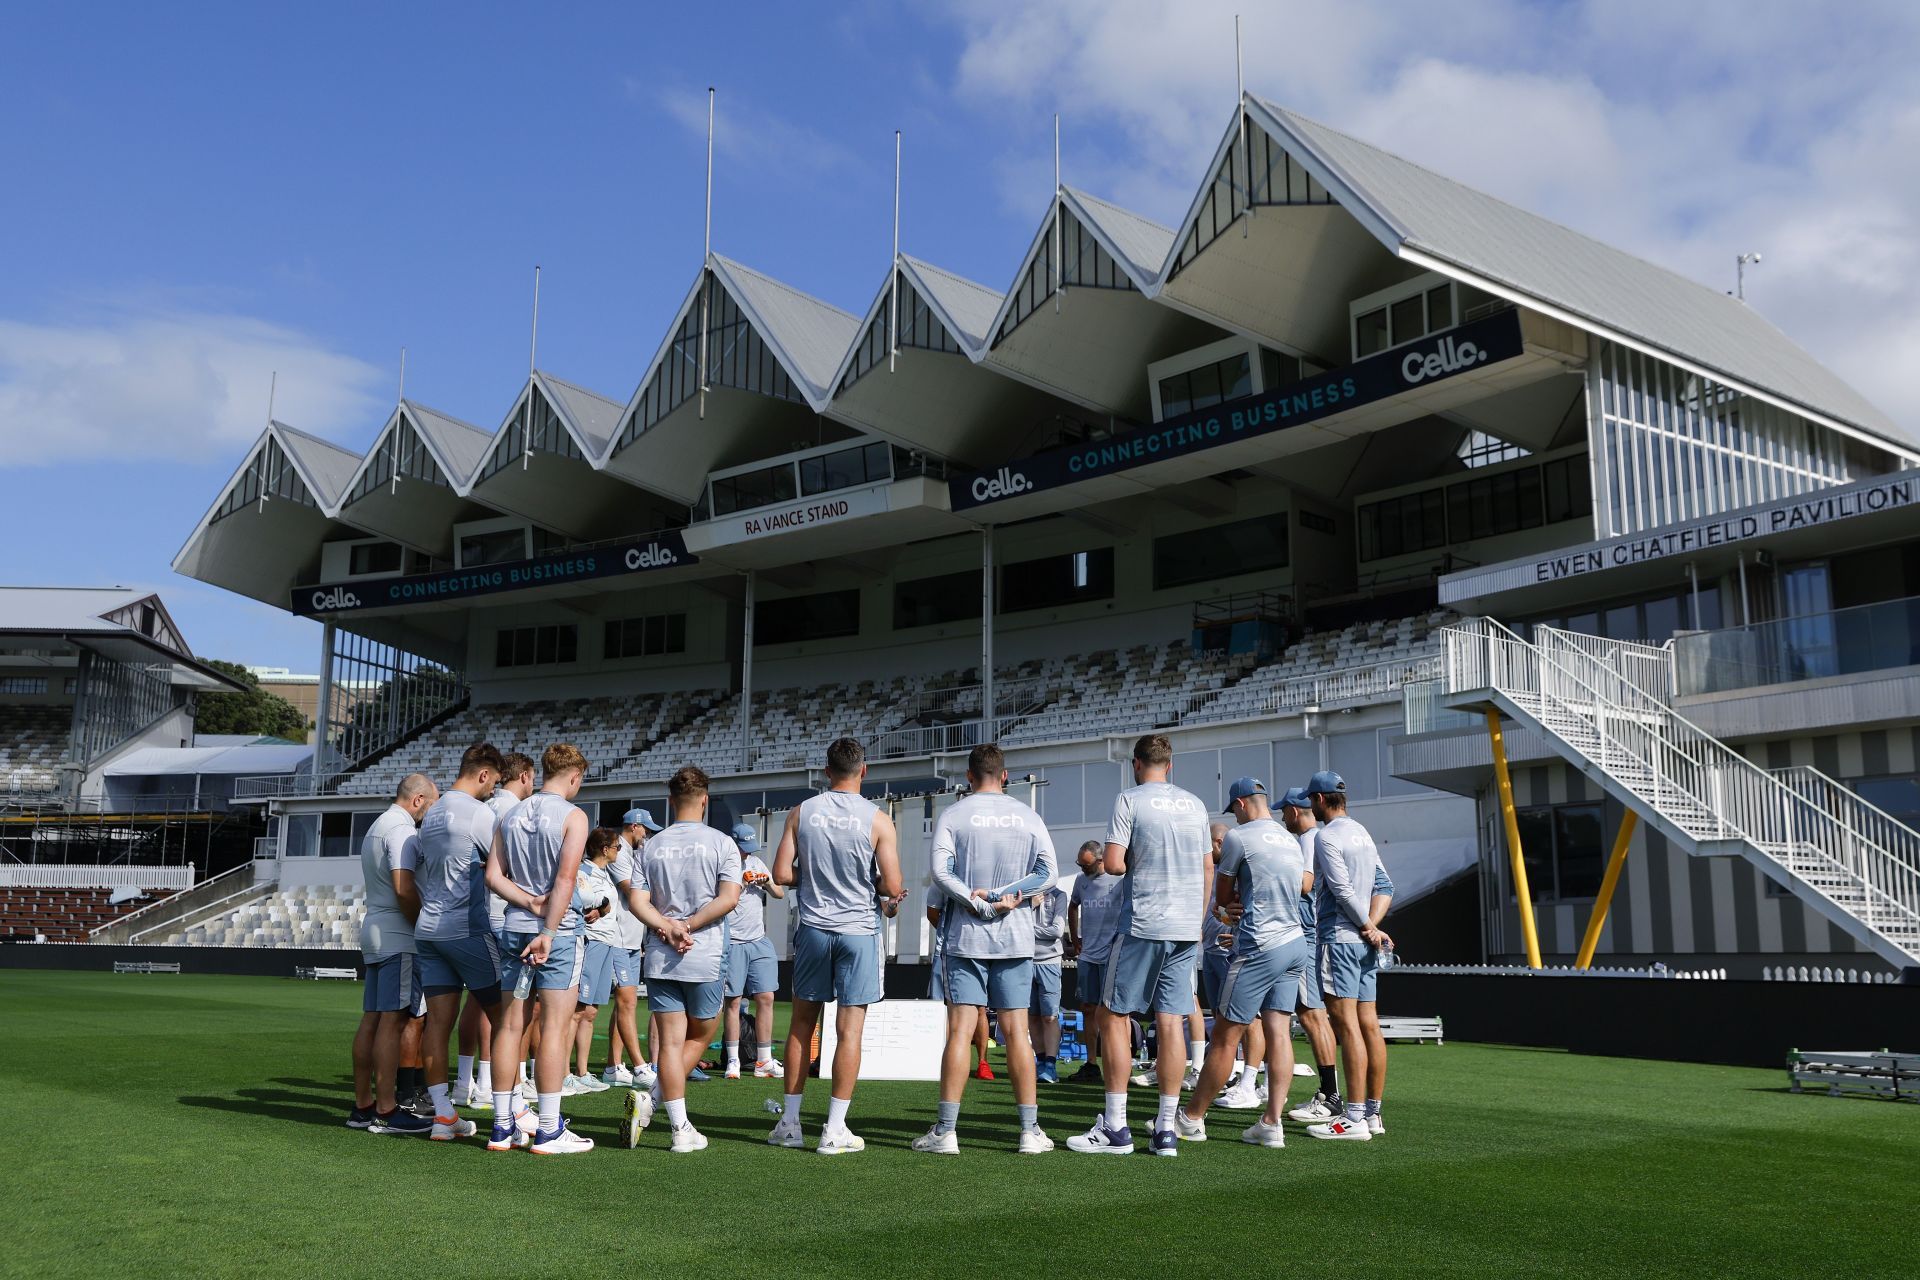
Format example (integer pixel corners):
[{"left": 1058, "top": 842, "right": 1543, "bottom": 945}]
[{"left": 194, "top": 660, "right": 309, "bottom": 741}]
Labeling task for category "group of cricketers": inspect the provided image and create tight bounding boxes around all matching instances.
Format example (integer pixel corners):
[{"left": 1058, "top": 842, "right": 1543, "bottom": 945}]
[{"left": 349, "top": 730, "right": 1394, "bottom": 1156}]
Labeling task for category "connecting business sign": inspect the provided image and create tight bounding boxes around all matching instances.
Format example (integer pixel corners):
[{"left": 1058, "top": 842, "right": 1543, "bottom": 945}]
[
  {"left": 290, "top": 531, "right": 695, "bottom": 616},
  {"left": 949, "top": 308, "right": 1526, "bottom": 512}
]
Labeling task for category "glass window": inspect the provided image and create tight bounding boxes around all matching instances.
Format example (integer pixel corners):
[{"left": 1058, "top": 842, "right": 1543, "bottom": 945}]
[
  {"left": 349, "top": 541, "right": 402, "bottom": 575},
  {"left": 1002, "top": 547, "right": 1116, "bottom": 613},
  {"left": 1153, "top": 514, "right": 1289, "bottom": 589},
  {"left": 1853, "top": 775, "right": 1920, "bottom": 830},
  {"left": 1221, "top": 353, "right": 1252, "bottom": 401},
  {"left": 754, "top": 589, "right": 861, "bottom": 646},
  {"left": 460, "top": 527, "right": 526, "bottom": 568},
  {"left": 495, "top": 624, "right": 578, "bottom": 668},
  {"left": 1188, "top": 361, "right": 1222, "bottom": 411},
  {"left": 1554, "top": 804, "right": 1606, "bottom": 898},
  {"left": 894, "top": 570, "right": 982, "bottom": 629},
  {"left": 1426, "top": 284, "right": 1453, "bottom": 331},
  {"left": 1514, "top": 807, "right": 1553, "bottom": 901},
  {"left": 1390, "top": 295, "right": 1424, "bottom": 345},
  {"left": 1158, "top": 372, "right": 1191, "bottom": 420},
  {"left": 1355, "top": 309, "right": 1388, "bottom": 358},
  {"left": 1260, "top": 348, "right": 1301, "bottom": 391}
]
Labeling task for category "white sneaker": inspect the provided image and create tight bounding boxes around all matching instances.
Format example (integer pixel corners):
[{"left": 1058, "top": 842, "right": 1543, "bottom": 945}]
[
  {"left": 669, "top": 1122, "right": 709, "bottom": 1153},
  {"left": 1065, "top": 1115, "right": 1134, "bottom": 1155},
  {"left": 1216, "top": 1080, "right": 1263, "bottom": 1110},
  {"left": 603, "top": 1064, "right": 634, "bottom": 1087},
  {"left": 1242, "top": 1119, "right": 1286, "bottom": 1148},
  {"left": 816, "top": 1125, "right": 865, "bottom": 1155},
  {"left": 1016, "top": 1128, "right": 1055, "bottom": 1155},
  {"left": 724, "top": 1063, "right": 741, "bottom": 1080},
  {"left": 1173, "top": 1109, "right": 1207, "bottom": 1142},
  {"left": 753, "top": 1058, "right": 783, "bottom": 1078},
  {"left": 1130, "top": 1069, "right": 1156, "bottom": 1087},
  {"left": 514, "top": 1106, "right": 539, "bottom": 1136},
  {"left": 531, "top": 1123, "right": 595, "bottom": 1155},
  {"left": 1288, "top": 1094, "right": 1339, "bottom": 1123},
  {"left": 767, "top": 1116, "right": 805, "bottom": 1148},
  {"left": 911, "top": 1125, "right": 959, "bottom": 1155},
  {"left": 462, "top": 1083, "right": 487, "bottom": 1109},
  {"left": 431, "top": 1114, "right": 477, "bottom": 1142},
  {"left": 518, "top": 1080, "right": 537, "bottom": 1104},
  {"left": 632, "top": 1063, "right": 658, "bottom": 1091},
  {"left": 1306, "top": 1117, "right": 1372, "bottom": 1142},
  {"left": 561, "top": 1075, "right": 583, "bottom": 1097},
  {"left": 579, "top": 1075, "right": 610, "bottom": 1093},
  {"left": 1292, "top": 1062, "right": 1315, "bottom": 1077},
  {"left": 1366, "top": 1113, "right": 1384, "bottom": 1136},
  {"left": 1181, "top": 1066, "right": 1201, "bottom": 1092},
  {"left": 622, "top": 1089, "right": 655, "bottom": 1148}
]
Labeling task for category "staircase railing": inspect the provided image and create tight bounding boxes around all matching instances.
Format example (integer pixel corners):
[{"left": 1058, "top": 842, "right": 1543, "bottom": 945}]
[
  {"left": 1533, "top": 627, "right": 1676, "bottom": 704},
  {"left": 1443, "top": 618, "right": 1920, "bottom": 947}
]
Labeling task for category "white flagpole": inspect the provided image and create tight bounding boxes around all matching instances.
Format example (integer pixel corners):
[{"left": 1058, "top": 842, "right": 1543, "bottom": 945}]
[
  {"left": 524, "top": 265, "right": 539, "bottom": 470},
  {"left": 261, "top": 371, "right": 276, "bottom": 513},
  {"left": 1053, "top": 114, "right": 1062, "bottom": 312},
  {"left": 699, "top": 86, "right": 714, "bottom": 419},
  {"left": 393, "top": 348, "right": 407, "bottom": 494},
  {"left": 890, "top": 129, "right": 901, "bottom": 373},
  {"left": 1238, "top": 14, "right": 1250, "bottom": 239}
]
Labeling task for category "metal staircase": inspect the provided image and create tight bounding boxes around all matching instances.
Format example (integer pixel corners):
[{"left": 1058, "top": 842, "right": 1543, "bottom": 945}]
[{"left": 1440, "top": 617, "right": 1920, "bottom": 970}]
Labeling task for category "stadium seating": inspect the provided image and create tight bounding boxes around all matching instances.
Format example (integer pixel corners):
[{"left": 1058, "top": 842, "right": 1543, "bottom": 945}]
[
  {"left": 1180, "top": 609, "right": 1452, "bottom": 725},
  {"left": 0, "top": 885, "right": 177, "bottom": 943},
  {"left": 997, "top": 641, "right": 1259, "bottom": 746},
  {"left": 0, "top": 705, "right": 70, "bottom": 797},
  {"left": 164, "top": 883, "right": 364, "bottom": 949}
]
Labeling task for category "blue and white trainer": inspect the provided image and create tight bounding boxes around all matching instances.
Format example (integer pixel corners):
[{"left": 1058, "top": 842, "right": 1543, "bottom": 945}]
[
  {"left": 346, "top": 1106, "right": 376, "bottom": 1130},
  {"left": 370, "top": 1108, "right": 432, "bottom": 1136},
  {"left": 1150, "top": 1127, "right": 1180, "bottom": 1157},
  {"left": 1036, "top": 1060, "right": 1058, "bottom": 1085},
  {"left": 1065, "top": 1115, "right": 1134, "bottom": 1155},
  {"left": 531, "top": 1120, "right": 594, "bottom": 1155}
]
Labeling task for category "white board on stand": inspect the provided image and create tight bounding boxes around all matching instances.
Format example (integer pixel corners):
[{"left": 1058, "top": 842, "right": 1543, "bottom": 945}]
[{"left": 818, "top": 999, "right": 946, "bottom": 1082}]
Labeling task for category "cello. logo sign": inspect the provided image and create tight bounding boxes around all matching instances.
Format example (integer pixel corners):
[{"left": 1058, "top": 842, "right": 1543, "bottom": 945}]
[{"left": 292, "top": 531, "right": 695, "bottom": 615}]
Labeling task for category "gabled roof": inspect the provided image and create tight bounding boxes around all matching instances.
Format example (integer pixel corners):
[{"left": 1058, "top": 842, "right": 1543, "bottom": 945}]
[
  {"left": 0, "top": 586, "right": 152, "bottom": 634},
  {"left": 901, "top": 255, "right": 1002, "bottom": 353},
  {"left": 710, "top": 254, "right": 862, "bottom": 406},
  {"left": 272, "top": 421, "right": 363, "bottom": 508},
  {"left": 1245, "top": 96, "right": 1911, "bottom": 451},
  {"left": 403, "top": 400, "right": 493, "bottom": 485},
  {"left": 1064, "top": 187, "right": 1176, "bottom": 289},
  {"left": 537, "top": 372, "right": 625, "bottom": 458}
]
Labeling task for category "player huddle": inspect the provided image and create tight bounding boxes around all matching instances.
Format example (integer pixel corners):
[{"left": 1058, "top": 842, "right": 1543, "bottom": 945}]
[{"left": 349, "top": 731, "right": 1394, "bottom": 1156}]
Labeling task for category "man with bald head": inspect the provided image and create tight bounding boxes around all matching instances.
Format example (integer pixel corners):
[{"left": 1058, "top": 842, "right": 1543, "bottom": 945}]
[{"left": 349, "top": 773, "right": 438, "bottom": 1135}]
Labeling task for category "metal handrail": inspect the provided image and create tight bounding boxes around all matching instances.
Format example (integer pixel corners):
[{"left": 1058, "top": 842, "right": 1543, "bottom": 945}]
[{"left": 91, "top": 861, "right": 248, "bottom": 939}]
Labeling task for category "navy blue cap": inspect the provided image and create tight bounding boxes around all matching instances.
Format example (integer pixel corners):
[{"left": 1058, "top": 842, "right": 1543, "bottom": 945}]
[
  {"left": 1306, "top": 770, "right": 1346, "bottom": 797},
  {"left": 1280, "top": 786, "right": 1312, "bottom": 810},
  {"left": 622, "top": 807, "right": 663, "bottom": 832},
  {"left": 730, "top": 821, "right": 760, "bottom": 854},
  {"left": 1223, "top": 777, "right": 1266, "bottom": 813}
]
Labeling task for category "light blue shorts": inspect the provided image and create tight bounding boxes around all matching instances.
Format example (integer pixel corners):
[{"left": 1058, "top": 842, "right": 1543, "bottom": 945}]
[
  {"left": 648, "top": 976, "right": 724, "bottom": 1020},
  {"left": 1076, "top": 960, "right": 1106, "bottom": 1006},
  {"left": 1219, "top": 936, "right": 1310, "bottom": 1024},
  {"left": 725, "top": 936, "right": 779, "bottom": 998},
  {"left": 1296, "top": 933, "right": 1325, "bottom": 1010},
  {"left": 1031, "top": 961, "right": 1062, "bottom": 1019},
  {"left": 1102, "top": 934, "right": 1199, "bottom": 1017},
  {"left": 362, "top": 953, "right": 424, "bottom": 1015},
  {"left": 1200, "top": 949, "right": 1232, "bottom": 1010},
  {"left": 611, "top": 946, "right": 641, "bottom": 989},
  {"left": 792, "top": 922, "right": 881, "bottom": 1007},
  {"left": 416, "top": 935, "right": 502, "bottom": 999},
  {"left": 577, "top": 938, "right": 616, "bottom": 1007},
  {"left": 943, "top": 955, "right": 1033, "bottom": 1009},
  {"left": 1320, "top": 940, "right": 1379, "bottom": 1003},
  {"left": 500, "top": 928, "right": 585, "bottom": 997}
]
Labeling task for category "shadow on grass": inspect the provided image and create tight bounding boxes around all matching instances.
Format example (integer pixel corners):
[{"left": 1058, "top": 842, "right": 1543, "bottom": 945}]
[
  {"left": 270, "top": 1076, "right": 354, "bottom": 1095},
  {"left": 179, "top": 1087, "right": 360, "bottom": 1130}
]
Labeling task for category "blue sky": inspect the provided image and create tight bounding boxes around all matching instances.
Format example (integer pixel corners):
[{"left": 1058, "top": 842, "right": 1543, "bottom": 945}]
[{"left": 5, "top": 1, "right": 1918, "bottom": 671}]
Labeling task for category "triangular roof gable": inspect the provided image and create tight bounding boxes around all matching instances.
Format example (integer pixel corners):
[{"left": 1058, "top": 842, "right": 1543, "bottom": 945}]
[
  {"left": 1159, "top": 104, "right": 1340, "bottom": 285},
  {"left": 1063, "top": 187, "right": 1175, "bottom": 289},
  {"left": 475, "top": 374, "right": 610, "bottom": 483},
  {"left": 710, "top": 254, "right": 861, "bottom": 407},
  {"left": 984, "top": 189, "right": 1165, "bottom": 349},
  {"left": 273, "top": 421, "right": 362, "bottom": 510},
  {"left": 604, "top": 269, "right": 710, "bottom": 463},
  {"left": 826, "top": 256, "right": 993, "bottom": 395},
  {"left": 99, "top": 590, "right": 193, "bottom": 659},
  {"left": 338, "top": 404, "right": 455, "bottom": 508},
  {"left": 1242, "top": 95, "right": 1914, "bottom": 453},
  {"left": 404, "top": 401, "right": 494, "bottom": 486},
  {"left": 902, "top": 256, "right": 1002, "bottom": 352},
  {"left": 170, "top": 422, "right": 356, "bottom": 573},
  {"left": 537, "top": 372, "right": 624, "bottom": 458}
]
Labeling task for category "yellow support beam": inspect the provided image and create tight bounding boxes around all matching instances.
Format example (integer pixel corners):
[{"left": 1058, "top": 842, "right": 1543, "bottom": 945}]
[
  {"left": 1486, "top": 709, "right": 1542, "bottom": 969},
  {"left": 1575, "top": 809, "right": 1639, "bottom": 969}
]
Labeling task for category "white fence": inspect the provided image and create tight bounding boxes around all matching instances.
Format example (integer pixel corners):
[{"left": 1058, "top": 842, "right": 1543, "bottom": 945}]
[{"left": 0, "top": 865, "right": 196, "bottom": 890}]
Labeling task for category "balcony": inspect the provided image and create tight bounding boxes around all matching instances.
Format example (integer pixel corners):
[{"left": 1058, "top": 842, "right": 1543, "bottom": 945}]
[{"left": 1674, "top": 595, "right": 1920, "bottom": 696}]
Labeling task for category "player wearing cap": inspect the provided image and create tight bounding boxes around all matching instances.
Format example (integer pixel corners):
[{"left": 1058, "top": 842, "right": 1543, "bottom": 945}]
[
  {"left": 769, "top": 737, "right": 903, "bottom": 1155},
  {"left": 1029, "top": 871, "right": 1070, "bottom": 1085},
  {"left": 617, "top": 766, "right": 742, "bottom": 1153},
  {"left": 412, "top": 744, "right": 512, "bottom": 1142},
  {"left": 602, "top": 807, "right": 663, "bottom": 1089},
  {"left": 1303, "top": 770, "right": 1389, "bottom": 1142},
  {"left": 1176, "top": 777, "right": 1310, "bottom": 1148},
  {"left": 1362, "top": 860, "right": 1396, "bottom": 1133},
  {"left": 1064, "top": 839, "right": 1122, "bottom": 1084},
  {"left": 350, "top": 773, "right": 437, "bottom": 1135},
  {"left": 722, "top": 819, "right": 784, "bottom": 1080},
  {"left": 485, "top": 743, "right": 594, "bottom": 1155},
  {"left": 1277, "top": 786, "right": 1342, "bottom": 1123},
  {"left": 1206, "top": 785, "right": 1269, "bottom": 1111},
  {"left": 1068, "top": 734, "right": 1210, "bottom": 1158},
  {"left": 565, "top": 828, "right": 622, "bottom": 1096},
  {"left": 913, "top": 744, "right": 1057, "bottom": 1155}
]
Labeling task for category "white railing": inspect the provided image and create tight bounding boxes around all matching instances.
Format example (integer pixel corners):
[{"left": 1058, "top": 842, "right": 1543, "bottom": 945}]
[
  {"left": 1533, "top": 627, "right": 1676, "bottom": 704},
  {"left": 1402, "top": 678, "right": 1479, "bottom": 735},
  {"left": 233, "top": 773, "right": 314, "bottom": 799},
  {"left": 0, "top": 865, "right": 196, "bottom": 890},
  {"left": 1443, "top": 618, "right": 1920, "bottom": 958},
  {"left": 92, "top": 861, "right": 249, "bottom": 940}
]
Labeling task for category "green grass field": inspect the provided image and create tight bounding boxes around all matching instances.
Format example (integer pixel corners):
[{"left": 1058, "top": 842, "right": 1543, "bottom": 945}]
[{"left": 4, "top": 971, "right": 1914, "bottom": 1278}]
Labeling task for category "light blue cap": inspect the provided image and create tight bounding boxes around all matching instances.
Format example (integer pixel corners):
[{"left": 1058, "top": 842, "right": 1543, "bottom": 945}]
[
  {"left": 730, "top": 821, "right": 760, "bottom": 854},
  {"left": 622, "top": 807, "right": 663, "bottom": 832},
  {"left": 1223, "top": 777, "right": 1266, "bottom": 813},
  {"left": 1306, "top": 770, "right": 1346, "bottom": 797}
]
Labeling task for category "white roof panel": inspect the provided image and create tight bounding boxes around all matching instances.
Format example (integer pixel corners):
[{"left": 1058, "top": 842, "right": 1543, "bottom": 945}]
[
  {"left": 902, "top": 256, "right": 1003, "bottom": 352},
  {"left": 712, "top": 255, "right": 861, "bottom": 404},
  {"left": 537, "top": 373, "right": 625, "bottom": 458},
  {"left": 274, "top": 421, "right": 364, "bottom": 507},
  {"left": 403, "top": 401, "right": 493, "bottom": 483},
  {"left": 0, "top": 586, "right": 148, "bottom": 632},
  {"left": 1065, "top": 187, "right": 1176, "bottom": 288}
]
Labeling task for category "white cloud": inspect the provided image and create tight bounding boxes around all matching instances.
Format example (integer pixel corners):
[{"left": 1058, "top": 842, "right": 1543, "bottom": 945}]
[
  {"left": 645, "top": 81, "right": 862, "bottom": 187},
  {"left": 934, "top": 0, "right": 1920, "bottom": 435},
  {"left": 0, "top": 305, "right": 384, "bottom": 466}
]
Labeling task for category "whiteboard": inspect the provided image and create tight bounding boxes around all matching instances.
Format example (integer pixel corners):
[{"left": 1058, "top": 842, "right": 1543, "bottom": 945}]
[{"left": 818, "top": 999, "right": 946, "bottom": 1081}]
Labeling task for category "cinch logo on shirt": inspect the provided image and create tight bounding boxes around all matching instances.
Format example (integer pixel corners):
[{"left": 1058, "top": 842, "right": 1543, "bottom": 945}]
[
  {"left": 1148, "top": 796, "right": 1198, "bottom": 813},
  {"left": 649, "top": 843, "right": 701, "bottom": 859},
  {"left": 1259, "top": 832, "right": 1290, "bottom": 847},
  {"left": 808, "top": 813, "right": 861, "bottom": 831},
  {"left": 969, "top": 813, "right": 1026, "bottom": 828}
]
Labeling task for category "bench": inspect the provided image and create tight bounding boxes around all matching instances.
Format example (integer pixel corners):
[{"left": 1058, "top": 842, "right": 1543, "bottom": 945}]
[
  {"left": 113, "top": 961, "right": 182, "bottom": 975},
  {"left": 294, "top": 966, "right": 360, "bottom": 981},
  {"left": 1377, "top": 1015, "right": 1444, "bottom": 1044},
  {"left": 1789, "top": 1049, "right": 1917, "bottom": 1102}
]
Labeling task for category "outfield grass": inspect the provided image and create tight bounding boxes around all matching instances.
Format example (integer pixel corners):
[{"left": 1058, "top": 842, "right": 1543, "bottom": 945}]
[{"left": 3, "top": 971, "right": 1914, "bottom": 1278}]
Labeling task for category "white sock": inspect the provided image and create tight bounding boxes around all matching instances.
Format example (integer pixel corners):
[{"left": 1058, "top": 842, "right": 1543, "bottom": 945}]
[
  {"left": 455, "top": 1055, "right": 474, "bottom": 1093},
  {"left": 1346, "top": 1100, "right": 1366, "bottom": 1125},
  {"left": 826, "top": 1095, "right": 851, "bottom": 1131},
  {"left": 1189, "top": 1040, "right": 1205, "bottom": 1068},
  {"left": 666, "top": 1097, "right": 688, "bottom": 1127},
  {"left": 538, "top": 1092, "right": 562, "bottom": 1134},
  {"left": 725, "top": 1042, "right": 740, "bottom": 1070},
  {"left": 428, "top": 1083, "right": 451, "bottom": 1117},
  {"left": 783, "top": 1092, "right": 804, "bottom": 1125},
  {"left": 1104, "top": 1091, "right": 1127, "bottom": 1129},
  {"left": 477, "top": 1061, "right": 493, "bottom": 1094},
  {"left": 492, "top": 1090, "right": 515, "bottom": 1123},
  {"left": 757, "top": 1042, "right": 773, "bottom": 1064},
  {"left": 1157, "top": 1093, "right": 1180, "bottom": 1130}
]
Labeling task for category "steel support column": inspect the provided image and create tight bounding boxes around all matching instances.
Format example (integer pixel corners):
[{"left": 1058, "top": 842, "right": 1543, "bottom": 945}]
[
  {"left": 1575, "top": 809, "right": 1639, "bottom": 969},
  {"left": 1486, "top": 709, "right": 1542, "bottom": 968}
]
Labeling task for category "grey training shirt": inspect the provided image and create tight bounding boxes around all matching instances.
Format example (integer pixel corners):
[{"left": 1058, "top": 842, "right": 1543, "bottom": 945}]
[
  {"left": 635, "top": 821, "right": 743, "bottom": 983},
  {"left": 1215, "top": 817, "right": 1307, "bottom": 954},
  {"left": 731, "top": 853, "right": 773, "bottom": 944},
  {"left": 931, "top": 791, "right": 1058, "bottom": 960},
  {"left": 1313, "top": 813, "right": 1382, "bottom": 945},
  {"left": 360, "top": 803, "right": 418, "bottom": 961},
  {"left": 1070, "top": 871, "right": 1125, "bottom": 964},
  {"left": 497, "top": 791, "right": 583, "bottom": 935},
  {"left": 792, "top": 790, "right": 881, "bottom": 935},
  {"left": 1105, "top": 781, "right": 1211, "bottom": 942},
  {"left": 413, "top": 790, "right": 497, "bottom": 942}
]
